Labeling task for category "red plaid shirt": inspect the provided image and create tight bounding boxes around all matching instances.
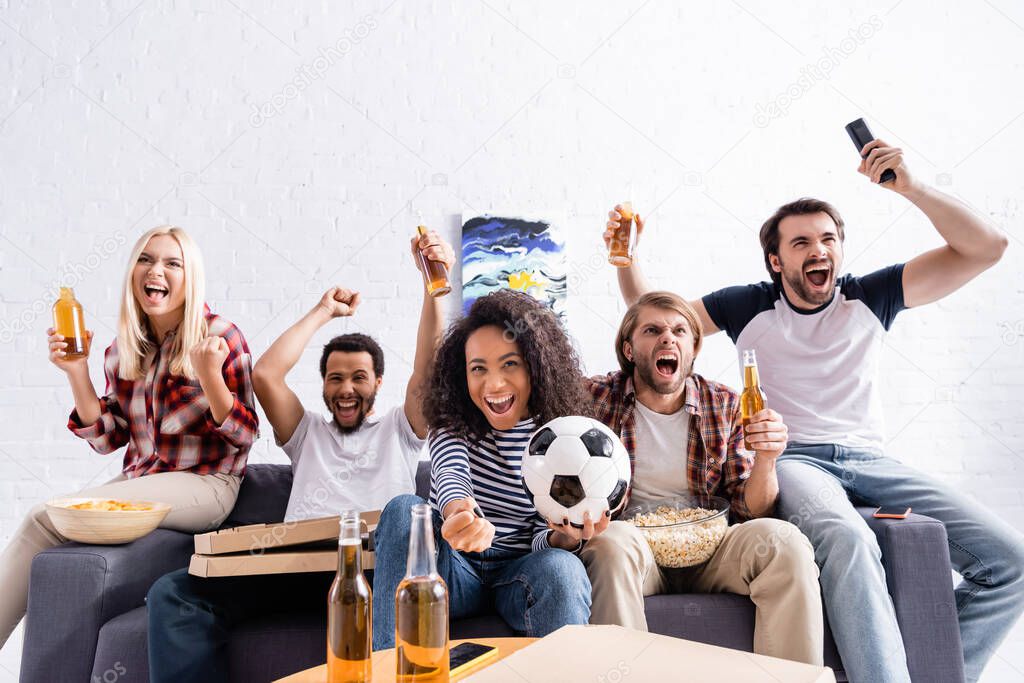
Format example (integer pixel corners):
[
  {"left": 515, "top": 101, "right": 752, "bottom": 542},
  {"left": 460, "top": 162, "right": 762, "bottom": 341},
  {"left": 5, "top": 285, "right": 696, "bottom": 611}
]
[
  {"left": 584, "top": 371, "right": 754, "bottom": 521},
  {"left": 68, "top": 310, "right": 258, "bottom": 478}
]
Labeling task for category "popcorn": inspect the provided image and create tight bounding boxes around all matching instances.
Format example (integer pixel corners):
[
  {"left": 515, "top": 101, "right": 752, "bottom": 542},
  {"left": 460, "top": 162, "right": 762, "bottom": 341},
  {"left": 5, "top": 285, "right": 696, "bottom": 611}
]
[{"left": 629, "top": 506, "right": 728, "bottom": 568}]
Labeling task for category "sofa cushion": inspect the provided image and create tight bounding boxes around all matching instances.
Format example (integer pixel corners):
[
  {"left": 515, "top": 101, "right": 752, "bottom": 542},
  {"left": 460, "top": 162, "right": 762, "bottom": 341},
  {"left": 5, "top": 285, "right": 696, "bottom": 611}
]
[
  {"left": 226, "top": 461, "right": 432, "bottom": 528},
  {"left": 643, "top": 592, "right": 755, "bottom": 651},
  {"left": 225, "top": 464, "right": 293, "bottom": 526},
  {"left": 415, "top": 459, "right": 430, "bottom": 499},
  {"left": 92, "top": 607, "right": 149, "bottom": 683}
]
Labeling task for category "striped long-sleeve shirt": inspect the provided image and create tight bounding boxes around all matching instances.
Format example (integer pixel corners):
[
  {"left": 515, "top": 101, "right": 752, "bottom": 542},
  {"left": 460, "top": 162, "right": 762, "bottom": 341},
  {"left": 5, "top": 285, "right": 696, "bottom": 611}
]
[{"left": 429, "top": 418, "right": 553, "bottom": 554}]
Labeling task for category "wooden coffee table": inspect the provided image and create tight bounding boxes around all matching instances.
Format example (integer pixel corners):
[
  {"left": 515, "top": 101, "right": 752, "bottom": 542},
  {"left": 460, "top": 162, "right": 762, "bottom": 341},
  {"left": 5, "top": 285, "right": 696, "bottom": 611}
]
[{"left": 273, "top": 637, "right": 537, "bottom": 682}]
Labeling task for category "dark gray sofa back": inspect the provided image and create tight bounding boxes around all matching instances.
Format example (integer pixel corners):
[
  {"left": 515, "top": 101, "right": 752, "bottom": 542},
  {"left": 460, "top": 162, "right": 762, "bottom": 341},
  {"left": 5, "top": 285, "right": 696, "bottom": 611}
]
[{"left": 224, "top": 461, "right": 431, "bottom": 527}]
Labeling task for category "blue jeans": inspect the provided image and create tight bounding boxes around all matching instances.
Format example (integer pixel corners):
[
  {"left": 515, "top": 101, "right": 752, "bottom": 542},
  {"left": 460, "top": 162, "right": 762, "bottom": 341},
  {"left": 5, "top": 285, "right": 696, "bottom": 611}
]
[
  {"left": 146, "top": 568, "right": 333, "bottom": 683},
  {"left": 371, "top": 494, "right": 592, "bottom": 650},
  {"left": 777, "top": 443, "right": 1024, "bottom": 683}
]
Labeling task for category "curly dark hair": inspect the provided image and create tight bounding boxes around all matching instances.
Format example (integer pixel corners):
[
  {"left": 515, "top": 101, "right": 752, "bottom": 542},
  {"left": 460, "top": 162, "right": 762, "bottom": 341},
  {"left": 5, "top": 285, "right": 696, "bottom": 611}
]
[{"left": 425, "top": 289, "right": 588, "bottom": 442}]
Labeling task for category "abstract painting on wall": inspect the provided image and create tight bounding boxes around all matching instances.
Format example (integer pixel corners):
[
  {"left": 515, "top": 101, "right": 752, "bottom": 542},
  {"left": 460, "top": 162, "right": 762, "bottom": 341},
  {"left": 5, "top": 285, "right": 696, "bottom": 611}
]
[{"left": 460, "top": 214, "right": 567, "bottom": 319}]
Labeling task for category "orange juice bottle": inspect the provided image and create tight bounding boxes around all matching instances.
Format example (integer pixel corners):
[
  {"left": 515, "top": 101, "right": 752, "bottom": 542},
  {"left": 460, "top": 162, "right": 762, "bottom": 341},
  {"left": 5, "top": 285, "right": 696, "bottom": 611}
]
[
  {"left": 52, "top": 287, "right": 88, "bottom": 359},
  {"left": 416, "top": 226, "right": 451, "bottom": 297}
]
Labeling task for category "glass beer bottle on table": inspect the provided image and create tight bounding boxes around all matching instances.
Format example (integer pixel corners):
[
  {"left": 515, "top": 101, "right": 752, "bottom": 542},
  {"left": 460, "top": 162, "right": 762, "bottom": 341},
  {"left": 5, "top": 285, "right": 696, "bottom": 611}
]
[
  {"left": 740, "top": 349, "right": 767, "bottom": 451},
  {"left": 328, "top": 510, "right": 372, "bottom": 683},
  {"left": 395, "top": 503, "right": 449, "bottom": 682}
]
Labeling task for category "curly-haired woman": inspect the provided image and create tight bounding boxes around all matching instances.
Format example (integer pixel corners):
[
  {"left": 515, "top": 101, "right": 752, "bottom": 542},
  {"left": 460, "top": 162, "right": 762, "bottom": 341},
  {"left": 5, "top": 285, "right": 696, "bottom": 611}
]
[
  {"left": 0, "top": 226, "right": 257, "bottom": 648},
  {"left": 371, "top": 289, "right": 594, "bottom": 649}
]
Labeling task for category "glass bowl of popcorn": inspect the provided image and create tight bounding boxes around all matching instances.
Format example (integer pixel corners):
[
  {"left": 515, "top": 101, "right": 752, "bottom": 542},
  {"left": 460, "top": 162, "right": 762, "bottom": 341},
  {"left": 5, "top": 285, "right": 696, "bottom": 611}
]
[{"left": 625, "top": 495, "right": 730, "bottom": 568}]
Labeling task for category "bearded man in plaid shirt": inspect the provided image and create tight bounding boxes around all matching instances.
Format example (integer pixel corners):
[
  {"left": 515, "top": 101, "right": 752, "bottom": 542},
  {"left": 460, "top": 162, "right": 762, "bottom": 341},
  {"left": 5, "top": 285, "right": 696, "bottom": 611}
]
[{"left": 571, "top": 291, "right": 825, "bottom": 666}]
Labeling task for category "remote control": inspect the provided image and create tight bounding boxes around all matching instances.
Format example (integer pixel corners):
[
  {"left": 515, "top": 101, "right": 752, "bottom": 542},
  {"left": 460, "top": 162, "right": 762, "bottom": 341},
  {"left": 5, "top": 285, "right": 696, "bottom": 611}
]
[{"left": 845, "top": 118, "right": 896, "bottom": 184}]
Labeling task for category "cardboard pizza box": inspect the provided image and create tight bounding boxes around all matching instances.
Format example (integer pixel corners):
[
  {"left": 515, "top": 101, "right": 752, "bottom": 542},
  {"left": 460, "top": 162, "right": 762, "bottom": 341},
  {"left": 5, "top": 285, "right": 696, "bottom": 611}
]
[
  {"left": 193, "top": 511, "right": 380, "bottom": 556},
  {"left": 188, "top": 546, "right": 376, "bottom": 578},
  {"left": 188, "top": 511, "right": 380, "bottom": 578}
]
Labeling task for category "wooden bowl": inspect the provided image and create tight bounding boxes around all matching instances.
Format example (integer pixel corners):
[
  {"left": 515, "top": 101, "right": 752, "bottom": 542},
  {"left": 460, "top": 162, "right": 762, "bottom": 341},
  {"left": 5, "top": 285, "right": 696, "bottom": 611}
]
[{"left": 45, "top": 497, "right": 172, "bottom": 545}]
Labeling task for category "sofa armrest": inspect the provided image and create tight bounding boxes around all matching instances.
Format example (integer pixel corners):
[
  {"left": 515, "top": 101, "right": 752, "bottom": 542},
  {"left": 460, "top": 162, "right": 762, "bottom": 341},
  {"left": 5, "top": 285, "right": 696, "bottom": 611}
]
[
  {"left": 20, "top": 528, "right": 194, "bottom": 683},
  {"left": 858, "top": 508, "right": 965, "bottom": 683}
]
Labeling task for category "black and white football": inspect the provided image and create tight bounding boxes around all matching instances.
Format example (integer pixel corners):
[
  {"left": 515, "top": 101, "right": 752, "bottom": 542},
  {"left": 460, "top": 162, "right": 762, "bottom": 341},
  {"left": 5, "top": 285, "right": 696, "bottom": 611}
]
[{"left": 522, "top": 416, "right": 631, "bottom": 528}]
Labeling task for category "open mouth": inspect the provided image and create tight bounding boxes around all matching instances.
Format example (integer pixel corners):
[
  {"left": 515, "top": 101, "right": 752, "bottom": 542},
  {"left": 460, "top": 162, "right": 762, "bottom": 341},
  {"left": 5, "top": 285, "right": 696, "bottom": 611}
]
[
  {"left": 334, "top": 398, "right": 360, "bottom": 421},
  {"left": 143, "top": 283, "right": 169, "bottom": 304},
  {"left": 484, "top": 394, "right": 515, "bottom": 416},
  {"left": 654, "top": 351, "right": 679, "bottom": 378},
  {"left": 803, "top": 263, "right": 831, "bottom": 289}
]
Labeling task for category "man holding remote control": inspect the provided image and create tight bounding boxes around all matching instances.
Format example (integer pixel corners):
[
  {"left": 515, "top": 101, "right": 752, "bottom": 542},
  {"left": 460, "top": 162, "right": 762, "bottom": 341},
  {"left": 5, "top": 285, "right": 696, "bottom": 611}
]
[{"left": 604, "top": 137, "right": 1022, "bottom": 683}]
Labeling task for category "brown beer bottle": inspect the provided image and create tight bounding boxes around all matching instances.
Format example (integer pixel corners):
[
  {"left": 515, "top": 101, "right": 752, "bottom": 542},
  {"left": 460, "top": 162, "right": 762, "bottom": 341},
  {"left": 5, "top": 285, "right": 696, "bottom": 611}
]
[
  {"left": 740, "top": 349, "right": 767, "bottom": 450},
  {"left": 52, "top": 287, "right": 88, "bottom": 359},
  {"left": 416, "top": 226, "right": 451, "bottom": 297},
  {"left": 395, "top": 503, "right": 449, "bottom": 682},
  {"left": 327, "top": 510, "right": 372, "bottom": 683},
  {"left": 608, "top": 202, "right": 637, "bottom": 267}
]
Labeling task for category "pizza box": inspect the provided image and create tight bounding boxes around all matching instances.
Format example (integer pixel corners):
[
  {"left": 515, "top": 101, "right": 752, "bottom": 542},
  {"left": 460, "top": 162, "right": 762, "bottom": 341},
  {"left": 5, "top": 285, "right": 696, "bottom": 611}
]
[
  {"left": 188, "top": 545, "right": 376, "bottom": 578},
  {"left": 193, "top": 511, "right": 380, "bottom": 556}
]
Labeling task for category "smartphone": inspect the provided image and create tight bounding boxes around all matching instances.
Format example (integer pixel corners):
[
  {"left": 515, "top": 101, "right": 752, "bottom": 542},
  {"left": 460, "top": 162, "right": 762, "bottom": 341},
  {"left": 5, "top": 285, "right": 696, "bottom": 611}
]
[
  {"left": 450, "top": 642, "right": 499, "bottom": 675},
  {"left": 873, "top": 506, "right": 911, "bottom": 519},
  {"left": 844, "top": 117, "right": 896, "bottom": 184}
]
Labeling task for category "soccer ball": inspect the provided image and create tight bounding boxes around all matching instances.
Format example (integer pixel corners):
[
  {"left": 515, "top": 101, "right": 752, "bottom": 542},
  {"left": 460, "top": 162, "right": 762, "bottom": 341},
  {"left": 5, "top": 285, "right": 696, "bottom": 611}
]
[{"left": 522, "top": 416, "right": 631, "bottom": 528}]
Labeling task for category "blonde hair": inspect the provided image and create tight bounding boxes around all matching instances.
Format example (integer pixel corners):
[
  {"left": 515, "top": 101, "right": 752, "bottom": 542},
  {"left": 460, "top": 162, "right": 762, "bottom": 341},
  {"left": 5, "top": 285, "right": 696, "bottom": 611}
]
[
  {"left": 615, "top": 291, "right": 704, "bottom": 375},
  {"left": 117, "top": 226, "right": 207, "bottom": 380}
]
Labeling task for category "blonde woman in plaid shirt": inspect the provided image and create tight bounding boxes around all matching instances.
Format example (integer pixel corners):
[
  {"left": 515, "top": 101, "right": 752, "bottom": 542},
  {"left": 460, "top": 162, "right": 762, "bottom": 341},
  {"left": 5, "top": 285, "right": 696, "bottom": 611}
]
[{"left": 0, "top": 226, "right": 258, "bottom": 648}]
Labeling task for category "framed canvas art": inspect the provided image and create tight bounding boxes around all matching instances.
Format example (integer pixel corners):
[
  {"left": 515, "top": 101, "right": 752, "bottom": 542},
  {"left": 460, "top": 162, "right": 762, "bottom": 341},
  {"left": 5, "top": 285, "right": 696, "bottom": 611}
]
[{"left": 460, "top": 213, "right": 567, "bottom": 319}]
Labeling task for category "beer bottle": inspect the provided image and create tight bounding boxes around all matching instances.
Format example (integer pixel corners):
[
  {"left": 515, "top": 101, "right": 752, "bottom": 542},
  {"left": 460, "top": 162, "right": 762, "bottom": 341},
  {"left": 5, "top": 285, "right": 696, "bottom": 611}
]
[
  {"left": 416, "top": 226, "right": 451, "bottom": 297},
  {"left": 740, "top": 349, "right": 767, "bottom": 451},
  {"left": 607, "top": 202, "right": 637, "bottom": 267},
  {"left": 395, "top": 503, "right": 449, "bottom": 681},
  {"left": 52, "top": 287, "right": 88, "bottom": 359},
  {"left": 327, "top": 510, "right": 372, "bottom": 683}
]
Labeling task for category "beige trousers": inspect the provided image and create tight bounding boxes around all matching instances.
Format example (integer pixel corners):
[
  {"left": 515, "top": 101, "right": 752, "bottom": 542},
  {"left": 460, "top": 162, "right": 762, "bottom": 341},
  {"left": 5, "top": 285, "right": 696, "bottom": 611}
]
[
  {"left": 580, "top": 518, "right": 824, "bottom": 665},
  {"left": 0, "top": 470, "right": 240, "bottom": 647}
]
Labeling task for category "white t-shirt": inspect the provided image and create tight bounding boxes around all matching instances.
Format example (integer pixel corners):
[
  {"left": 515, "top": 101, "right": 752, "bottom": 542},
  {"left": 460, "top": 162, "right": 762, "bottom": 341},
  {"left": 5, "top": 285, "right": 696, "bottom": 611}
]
[
  {"left": 629, "top": 401, "right": 691, "bottom": 507},
  {"left": 702, "top": 264, "right": 906, "bottom": 449},
  {"left": 280, "top": 406, "right": 426, "bottom": 522}
]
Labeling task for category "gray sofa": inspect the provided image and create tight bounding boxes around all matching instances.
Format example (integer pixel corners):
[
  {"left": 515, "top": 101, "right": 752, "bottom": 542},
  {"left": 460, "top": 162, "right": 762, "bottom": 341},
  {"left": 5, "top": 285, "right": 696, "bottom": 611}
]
[{"left": 20, "top": 463, "right": 965, "bottom": 682}]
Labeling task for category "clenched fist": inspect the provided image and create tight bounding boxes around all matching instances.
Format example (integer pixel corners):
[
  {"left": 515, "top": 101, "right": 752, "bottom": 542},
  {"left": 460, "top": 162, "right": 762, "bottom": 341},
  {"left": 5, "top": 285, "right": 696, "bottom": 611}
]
[
  {"left": 317, "top": 287, "right": 360, "bottom": 318},
  {"left": 441, "top": 497, "right": 495, "bottom": 553},
  {"left": 191, "top": 336, "right": 230, "bottom": 384}
]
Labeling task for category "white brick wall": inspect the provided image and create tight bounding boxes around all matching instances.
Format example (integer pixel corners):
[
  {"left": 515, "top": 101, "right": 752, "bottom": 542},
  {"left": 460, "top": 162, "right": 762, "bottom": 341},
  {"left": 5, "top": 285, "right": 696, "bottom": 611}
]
[{"left": 2, "top": 1, "right": 1023, "bottom": 680}]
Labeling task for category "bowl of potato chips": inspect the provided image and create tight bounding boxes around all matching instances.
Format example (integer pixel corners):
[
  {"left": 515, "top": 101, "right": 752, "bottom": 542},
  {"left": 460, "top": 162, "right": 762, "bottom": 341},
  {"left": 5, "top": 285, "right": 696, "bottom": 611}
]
[{"left": 45, "top": 498, "right": 171, "bottom": 544}]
